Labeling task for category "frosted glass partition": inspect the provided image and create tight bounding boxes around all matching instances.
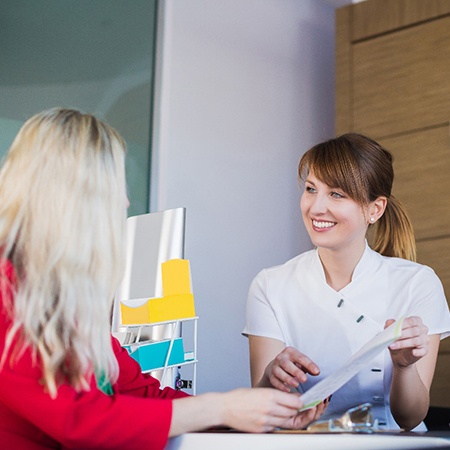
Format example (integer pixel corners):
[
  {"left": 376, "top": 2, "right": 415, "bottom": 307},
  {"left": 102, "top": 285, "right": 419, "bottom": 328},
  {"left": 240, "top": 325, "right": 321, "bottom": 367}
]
[{"left": 0, "top": 0, "right": 157, "bottom": 216}]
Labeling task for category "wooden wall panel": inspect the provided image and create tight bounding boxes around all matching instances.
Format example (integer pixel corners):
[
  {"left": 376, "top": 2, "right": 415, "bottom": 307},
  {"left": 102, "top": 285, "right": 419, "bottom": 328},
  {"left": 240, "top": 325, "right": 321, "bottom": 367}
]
[
  {"left": 430, "top": 353, "right": 450, "bottom": 407},
  {"left": 417, "top": 237, "right": 450, "bottom": 353},
  {"left": 379, "top": 126, "right": 450, "bottom": 241},
  {"left": 351, "top": 0, "right": 450, "bottom": 41},
  {"left": 352, "top": 16, "right": 450, "bottom": 138},
  {"left": 336, "top": 0, "right": 450, "bottom": 408}
]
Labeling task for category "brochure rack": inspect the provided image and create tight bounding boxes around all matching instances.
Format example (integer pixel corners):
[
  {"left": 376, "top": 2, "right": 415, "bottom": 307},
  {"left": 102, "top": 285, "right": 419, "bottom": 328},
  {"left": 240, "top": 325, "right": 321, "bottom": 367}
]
[{"left": 119, "top": 259, "right": 197, "bottom": 393}]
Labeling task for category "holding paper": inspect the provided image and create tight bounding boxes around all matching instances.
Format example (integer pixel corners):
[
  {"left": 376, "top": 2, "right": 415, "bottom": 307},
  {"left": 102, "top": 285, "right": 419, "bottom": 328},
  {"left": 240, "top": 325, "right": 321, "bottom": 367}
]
[
  {"left": 245, "top": 133, "right": 450, "bottom": 431},
  {"left": 299, "top": 318, "right": 404, "bottom": 411}
]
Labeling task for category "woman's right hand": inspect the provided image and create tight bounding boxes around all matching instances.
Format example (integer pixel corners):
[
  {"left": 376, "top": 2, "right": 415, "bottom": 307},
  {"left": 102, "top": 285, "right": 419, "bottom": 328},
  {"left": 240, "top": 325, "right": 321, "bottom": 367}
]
[
  {"left": 219, "top": 388, "right": 318, "bottom": 432},
  {"left": 263, "top": 347, "right": 320, "bottom": 392},
  {"left": 170, "top": 387, "right": 326, "bottom": 436}
]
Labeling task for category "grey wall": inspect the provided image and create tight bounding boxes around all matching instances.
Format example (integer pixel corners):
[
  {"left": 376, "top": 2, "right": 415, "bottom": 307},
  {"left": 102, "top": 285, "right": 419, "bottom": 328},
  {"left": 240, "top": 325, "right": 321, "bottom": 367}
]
[{"left": 151, "top": 0, "right": 336, "bottom": 393}]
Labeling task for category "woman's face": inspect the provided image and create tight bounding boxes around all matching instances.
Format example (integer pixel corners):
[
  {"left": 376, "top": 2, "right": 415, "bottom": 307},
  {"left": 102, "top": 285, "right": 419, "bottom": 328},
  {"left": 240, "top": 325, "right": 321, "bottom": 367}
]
[{"left": 300, "top": 172, "right": 369, "bottom": 253}]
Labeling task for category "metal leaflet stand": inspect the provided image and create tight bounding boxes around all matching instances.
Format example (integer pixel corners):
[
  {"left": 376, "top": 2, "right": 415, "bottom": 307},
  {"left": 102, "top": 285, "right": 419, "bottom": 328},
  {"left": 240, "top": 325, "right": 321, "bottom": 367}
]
[{"left": 112, "top": 207, "right": 195, "bottom": 391}]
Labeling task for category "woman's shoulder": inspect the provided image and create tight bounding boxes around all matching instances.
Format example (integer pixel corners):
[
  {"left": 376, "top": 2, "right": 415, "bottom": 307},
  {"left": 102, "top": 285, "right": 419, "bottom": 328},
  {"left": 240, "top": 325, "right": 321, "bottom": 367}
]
[
  {"left": 374, "top": 250, "right": 440, "bottom": 280},
  {"left": 254, "top": 249, "right": 316, "bottom": 281}
]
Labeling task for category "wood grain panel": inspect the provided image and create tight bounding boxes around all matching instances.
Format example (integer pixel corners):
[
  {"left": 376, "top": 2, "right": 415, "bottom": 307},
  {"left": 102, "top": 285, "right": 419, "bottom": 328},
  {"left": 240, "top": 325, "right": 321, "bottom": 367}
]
[
  {"left": 352, "top": 16, "right": 450, "bottom": 138},
  {"left": 430, "top": 353, "right": 450, "bottom": 407},
  {"left": 351, "top": 0, "right": 450, "bottom": 41},
  {"left": 336, "top": 0, "right": 450, "bottom": 409},
  {"left": 416, "top": 237, "right": 450, "bottom": 353},
  {"left": 378, "top": 126, "right": 450, "bottom": 241},
  {"left": 416, "top": 236, "right": 450, "bottom": 406}
]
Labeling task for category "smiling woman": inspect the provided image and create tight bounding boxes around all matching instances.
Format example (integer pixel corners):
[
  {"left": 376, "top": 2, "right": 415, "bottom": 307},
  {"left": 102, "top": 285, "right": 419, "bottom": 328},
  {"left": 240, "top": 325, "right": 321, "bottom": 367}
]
[{"left": 243, "top": 133, "right": 450, "bottom": 432}]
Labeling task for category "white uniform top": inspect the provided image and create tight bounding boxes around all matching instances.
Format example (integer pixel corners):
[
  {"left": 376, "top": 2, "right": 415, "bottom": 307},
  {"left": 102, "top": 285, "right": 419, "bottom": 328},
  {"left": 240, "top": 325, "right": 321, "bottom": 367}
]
[{"left": 243, "top": 244, "right": 450, "bottom": 431}]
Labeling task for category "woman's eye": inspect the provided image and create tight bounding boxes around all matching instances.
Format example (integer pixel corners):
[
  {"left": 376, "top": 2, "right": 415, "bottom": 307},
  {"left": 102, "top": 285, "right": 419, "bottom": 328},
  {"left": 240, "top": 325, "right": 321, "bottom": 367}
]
[
  {"left": 330, "top": 191, "right": 344, "bottom": 199},
  {"left": 305, "top": 186, "right": 316, "bottom": 193}
]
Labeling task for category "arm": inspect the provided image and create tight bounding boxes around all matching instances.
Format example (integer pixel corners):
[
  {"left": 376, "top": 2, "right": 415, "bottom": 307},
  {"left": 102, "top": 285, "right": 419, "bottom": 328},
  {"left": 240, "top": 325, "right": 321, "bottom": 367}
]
[
  {"left": 249, "top": 335, "right": 320, "bottom": 391},
  {"left": 387, "top": 317, "right": 439, "bottom": 430},
  {"left": 0, "top": 309, "right": 178, "bottom": 449},
  {"left": 170, "top": 387, "right": 328, "bottom": 435},
  {"left": 112, "top": 337, "right": 189, "bottom": 400},
  {"left": 0, "top": 364, "right": 175, "bottom": 450},
  {"left": 168, "top": 333, "right": 327, "bottom": 434}
]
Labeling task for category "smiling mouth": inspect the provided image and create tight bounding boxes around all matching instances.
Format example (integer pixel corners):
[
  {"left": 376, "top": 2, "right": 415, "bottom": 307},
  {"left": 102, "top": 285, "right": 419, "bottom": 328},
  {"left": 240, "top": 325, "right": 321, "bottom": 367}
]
[{"left": 312, "top": 220, "right": 336, "bottom": 229}]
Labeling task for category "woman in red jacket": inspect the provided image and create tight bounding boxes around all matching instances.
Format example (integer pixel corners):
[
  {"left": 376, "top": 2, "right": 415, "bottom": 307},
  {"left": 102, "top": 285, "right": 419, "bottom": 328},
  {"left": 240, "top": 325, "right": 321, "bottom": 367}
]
[{"left": 0, "top": 108, "right": 325, "bottom": 450}]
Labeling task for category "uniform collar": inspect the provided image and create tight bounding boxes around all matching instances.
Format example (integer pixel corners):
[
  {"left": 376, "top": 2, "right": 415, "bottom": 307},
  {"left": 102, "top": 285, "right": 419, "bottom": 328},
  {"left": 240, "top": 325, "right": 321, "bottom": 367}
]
[{"left": 311, "top": 242, "right": 378, "bottom": 288}]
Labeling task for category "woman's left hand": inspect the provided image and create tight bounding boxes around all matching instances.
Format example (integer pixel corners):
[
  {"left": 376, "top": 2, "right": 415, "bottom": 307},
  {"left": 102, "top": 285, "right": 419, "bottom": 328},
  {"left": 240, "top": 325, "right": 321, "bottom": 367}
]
[
  {"left": 385, "top": 316, "right": 430, "bottom": 368},
  {"left": 281, "top": 396, "right": 330, "bottom": 430}
]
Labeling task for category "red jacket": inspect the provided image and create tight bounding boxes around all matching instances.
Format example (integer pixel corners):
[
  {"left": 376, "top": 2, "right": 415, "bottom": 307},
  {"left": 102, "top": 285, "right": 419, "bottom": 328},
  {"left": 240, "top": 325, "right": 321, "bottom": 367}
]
[{"left": 0, "top": 260, "right": 189, "bottom": 450}]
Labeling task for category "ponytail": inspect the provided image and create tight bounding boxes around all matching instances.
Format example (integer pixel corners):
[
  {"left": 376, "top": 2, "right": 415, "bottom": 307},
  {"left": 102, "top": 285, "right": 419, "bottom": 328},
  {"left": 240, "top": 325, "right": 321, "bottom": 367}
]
[{"left": 371, "top": 195, "right": 416, "bottom": 261}]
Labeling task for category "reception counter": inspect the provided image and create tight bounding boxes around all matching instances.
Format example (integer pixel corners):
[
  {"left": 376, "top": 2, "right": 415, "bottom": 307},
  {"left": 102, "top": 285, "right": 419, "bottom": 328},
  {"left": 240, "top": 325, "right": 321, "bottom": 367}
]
[{"left": 166, "top": 431, "right": 450, "bottom": 450}]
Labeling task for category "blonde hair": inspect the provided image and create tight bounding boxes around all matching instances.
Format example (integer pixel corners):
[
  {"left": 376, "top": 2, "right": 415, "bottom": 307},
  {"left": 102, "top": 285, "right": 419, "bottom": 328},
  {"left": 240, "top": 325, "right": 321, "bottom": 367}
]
[
  {"left": 298, "top": 133, "right": 416, "bottom": 261},
  {"left": 0, "top": 108, "right": 127, "bottom": 396}
]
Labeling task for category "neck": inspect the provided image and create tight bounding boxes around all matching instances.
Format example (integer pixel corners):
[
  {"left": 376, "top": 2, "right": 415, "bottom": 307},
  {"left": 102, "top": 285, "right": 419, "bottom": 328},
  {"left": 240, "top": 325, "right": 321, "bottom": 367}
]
[{"left": 318, "top": 242, "right": 366, "bottom": 292}]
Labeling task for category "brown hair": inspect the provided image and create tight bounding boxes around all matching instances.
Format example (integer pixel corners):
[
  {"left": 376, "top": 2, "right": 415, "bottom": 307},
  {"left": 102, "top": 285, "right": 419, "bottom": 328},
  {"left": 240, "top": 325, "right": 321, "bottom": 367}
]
[{"left": 298, "top": 133, "right": 416, "bottom": 261}]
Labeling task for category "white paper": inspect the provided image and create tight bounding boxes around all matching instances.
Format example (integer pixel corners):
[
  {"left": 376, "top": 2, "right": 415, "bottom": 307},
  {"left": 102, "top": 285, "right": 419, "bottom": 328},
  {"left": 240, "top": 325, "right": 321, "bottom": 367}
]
[{"left": 299, "top": 318, "right": 404, "bottom": 411}]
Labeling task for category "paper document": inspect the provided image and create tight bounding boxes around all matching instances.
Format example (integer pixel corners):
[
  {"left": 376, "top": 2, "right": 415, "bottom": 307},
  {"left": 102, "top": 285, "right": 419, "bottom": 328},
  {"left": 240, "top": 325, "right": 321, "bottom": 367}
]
[{"left": 299, "top": 318, "right": 404, "bottom": 411}]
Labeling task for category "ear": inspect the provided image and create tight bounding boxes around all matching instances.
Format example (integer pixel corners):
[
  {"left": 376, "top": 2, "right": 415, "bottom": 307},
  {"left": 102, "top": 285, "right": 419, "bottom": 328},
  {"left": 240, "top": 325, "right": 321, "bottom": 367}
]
[{"left": 367, "top": 196, "right": 387, "bottom": 224}]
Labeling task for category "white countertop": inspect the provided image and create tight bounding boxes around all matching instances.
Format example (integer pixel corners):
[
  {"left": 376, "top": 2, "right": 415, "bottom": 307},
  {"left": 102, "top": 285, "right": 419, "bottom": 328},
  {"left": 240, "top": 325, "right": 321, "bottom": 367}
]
[{"left": 166, "top": 431, "right": 450, "bottom": 450}]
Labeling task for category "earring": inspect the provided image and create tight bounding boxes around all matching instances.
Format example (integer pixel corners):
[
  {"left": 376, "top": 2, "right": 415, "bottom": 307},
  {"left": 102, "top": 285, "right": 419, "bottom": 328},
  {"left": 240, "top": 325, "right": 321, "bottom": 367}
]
[{"left": 370, "top": 217, "right": 375, "bottom": 223}]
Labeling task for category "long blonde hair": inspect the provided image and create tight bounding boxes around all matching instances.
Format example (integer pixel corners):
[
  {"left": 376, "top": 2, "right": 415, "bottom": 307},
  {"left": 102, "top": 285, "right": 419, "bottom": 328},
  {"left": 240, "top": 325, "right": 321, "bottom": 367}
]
[
  {"left": 0, "top": 108, "right": 127, "bottom": 396},
  {"left": 298, "top": 133, "right": 416, "bottom": 261}
]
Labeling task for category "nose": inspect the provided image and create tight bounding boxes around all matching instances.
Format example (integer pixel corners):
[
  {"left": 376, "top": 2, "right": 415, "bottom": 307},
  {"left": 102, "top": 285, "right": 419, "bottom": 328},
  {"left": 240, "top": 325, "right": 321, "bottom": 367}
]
[{"left": 309, "top": 193, "right": 328, "bottom": 215}]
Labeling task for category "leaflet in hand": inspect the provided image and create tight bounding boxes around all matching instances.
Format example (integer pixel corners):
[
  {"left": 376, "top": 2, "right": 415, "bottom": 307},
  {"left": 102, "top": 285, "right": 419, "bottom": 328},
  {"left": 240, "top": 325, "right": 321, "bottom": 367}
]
[{"left": 299, "top": 318, "right": 404, "bottom": 411}]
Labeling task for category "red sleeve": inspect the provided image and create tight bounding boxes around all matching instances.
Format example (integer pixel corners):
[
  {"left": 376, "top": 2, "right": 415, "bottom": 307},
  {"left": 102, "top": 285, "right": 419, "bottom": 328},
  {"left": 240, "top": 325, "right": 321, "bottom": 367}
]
[
  {"left": 0, "top": 368, "right": 174, "bottom": 450},
  {"left": 113, "top": 337, "right": 190, "bottom": 400},
  {"left": 0, "top": 261, "right": 186, "bottom": 450}
]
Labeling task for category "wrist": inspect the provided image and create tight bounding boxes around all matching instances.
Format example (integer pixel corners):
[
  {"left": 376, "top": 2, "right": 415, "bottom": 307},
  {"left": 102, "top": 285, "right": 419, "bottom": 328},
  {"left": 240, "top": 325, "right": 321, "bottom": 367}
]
[
  {"left": 392, "top": 360, "right": 414, "bottom": 371},
  {"left": 202, "top": 392, "right": 226, "bottom": 428}
]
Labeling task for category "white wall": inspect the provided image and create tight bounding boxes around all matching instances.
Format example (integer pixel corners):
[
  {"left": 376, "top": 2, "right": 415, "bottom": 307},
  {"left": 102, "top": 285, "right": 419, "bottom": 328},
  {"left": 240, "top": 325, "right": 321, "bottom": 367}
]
[{"left": 151, "top": 0, "right": 336, "bottom": 393}]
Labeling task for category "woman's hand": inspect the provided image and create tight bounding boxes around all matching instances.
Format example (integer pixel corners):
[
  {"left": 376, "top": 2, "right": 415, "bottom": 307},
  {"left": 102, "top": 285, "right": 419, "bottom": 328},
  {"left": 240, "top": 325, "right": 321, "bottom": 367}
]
[
  {"left": 386, "top": 316, "right": 430, "bottom": 368},
  {"left": 220, "top": 388, "right": 327, "bottom": 432},
  {"left": 385, "top": 317, "right": 439, "bottom": 430},
  {"left": 170, "top": 387, "right": 327, "bottom": 436},
  {"left": 220, "top": 388, "right": 305, "bottom": 432},
  {"left": 281, "top": 396, "right": 330, "bottom": 430},
  {"left": 263, "top": 347, "right": 320, "bottom": 392}
]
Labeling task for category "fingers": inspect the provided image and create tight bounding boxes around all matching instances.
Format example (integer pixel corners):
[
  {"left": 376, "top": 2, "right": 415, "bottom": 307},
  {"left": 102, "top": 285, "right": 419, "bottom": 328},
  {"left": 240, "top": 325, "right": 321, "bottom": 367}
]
[
  {"left": 267, "top": 347, "right": 319, "bottom": 391},
  {"left": 387, "top": 317, "right": 430, "bottom": 368},
  {"left": 286, "top": 396, "right": 330, "bottom": 429},
  {"left": 224, "top": 389, "right": 304, "bottom": 433},
  {"left": 389, "top": 316, "right": 429, "bottom": 351},
  {"left": 290, "top": 407, "right": 317, "bottom": 429}
]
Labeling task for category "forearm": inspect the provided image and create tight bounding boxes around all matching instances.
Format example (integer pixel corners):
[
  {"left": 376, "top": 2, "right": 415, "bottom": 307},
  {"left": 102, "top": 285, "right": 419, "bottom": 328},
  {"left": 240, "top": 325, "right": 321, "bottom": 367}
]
[
  {"left": 390, "top": 363, "right": 429, "bottom": 430},
  {"left": 169, "top": 393, "right": 224, "bottom": 436},
  {"left": 255, "top": 371, "right": 273, "bottom": 388},
  {"left": 170, "top": 388, "right": 306, "bottom": 436}
]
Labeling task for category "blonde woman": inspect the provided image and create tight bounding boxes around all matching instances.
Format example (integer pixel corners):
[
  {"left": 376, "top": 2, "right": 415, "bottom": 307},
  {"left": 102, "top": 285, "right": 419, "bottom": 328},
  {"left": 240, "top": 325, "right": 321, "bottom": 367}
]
[
  {"left": 244, "top": 133, "right": 450, "bottom": 432},
  {"left": 0, "top": 108, "right": 325, "bottom": 450}
]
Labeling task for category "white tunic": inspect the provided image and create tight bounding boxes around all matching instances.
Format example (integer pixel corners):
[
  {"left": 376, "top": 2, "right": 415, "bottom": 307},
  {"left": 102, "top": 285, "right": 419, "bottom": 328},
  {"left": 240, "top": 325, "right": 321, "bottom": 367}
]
[{"left": 243, "top": 244, "right": 450, "bottom": 430}]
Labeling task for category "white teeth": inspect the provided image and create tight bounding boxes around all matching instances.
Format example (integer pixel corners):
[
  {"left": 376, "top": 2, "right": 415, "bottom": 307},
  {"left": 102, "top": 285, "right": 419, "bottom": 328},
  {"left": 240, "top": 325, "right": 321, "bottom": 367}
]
[{"left": 313, "top": 220, "right": 335, "bottom": 229}]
